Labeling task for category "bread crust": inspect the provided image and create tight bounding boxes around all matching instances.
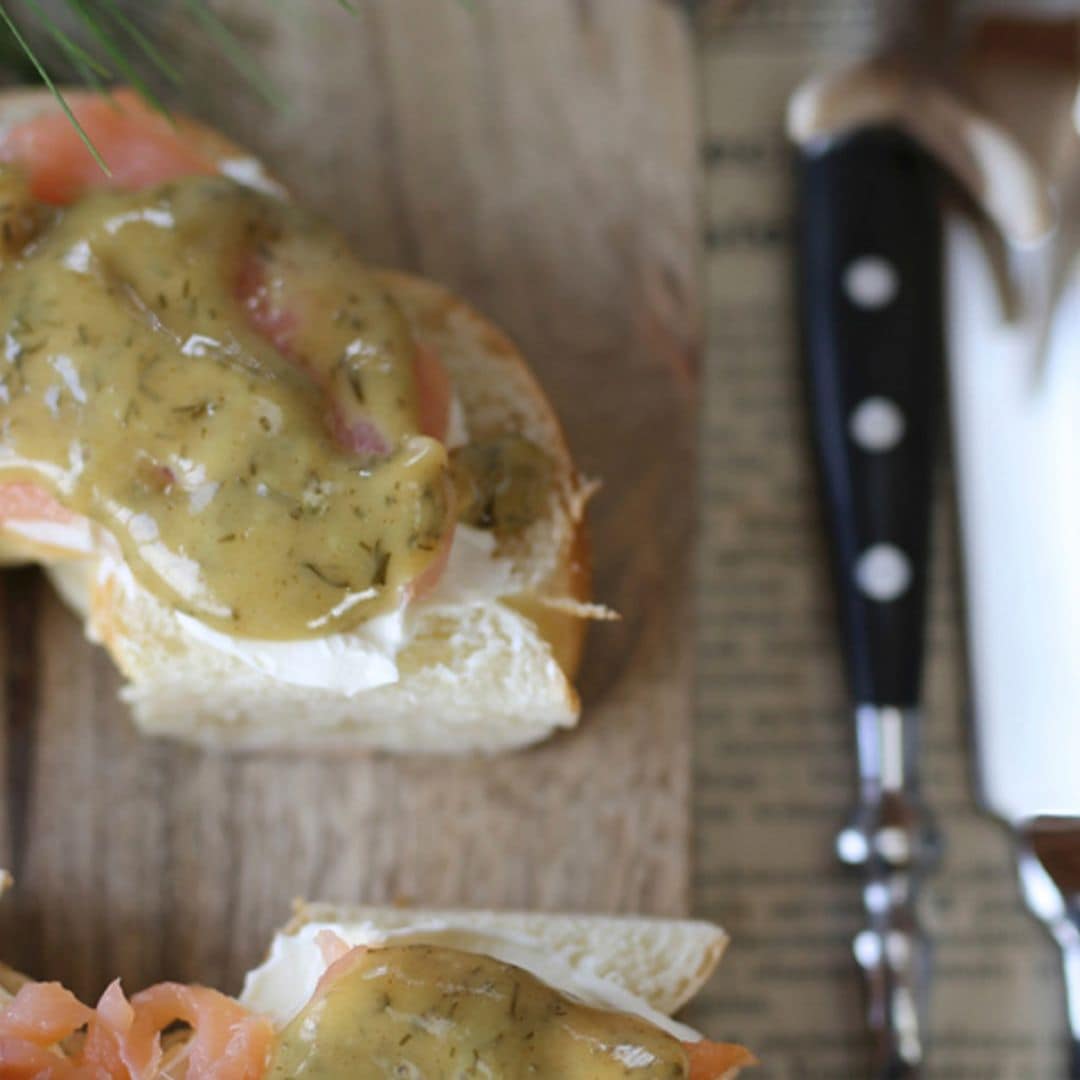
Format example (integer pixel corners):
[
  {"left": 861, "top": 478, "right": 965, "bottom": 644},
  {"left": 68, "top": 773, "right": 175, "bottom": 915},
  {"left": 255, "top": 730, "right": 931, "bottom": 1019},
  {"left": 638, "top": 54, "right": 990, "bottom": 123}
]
[
  {"left": 375, "top": 269, "right": 592, "bottom": 684},
  {"left": 281, "top": 901, "right": 728, "bottom": 1018}
]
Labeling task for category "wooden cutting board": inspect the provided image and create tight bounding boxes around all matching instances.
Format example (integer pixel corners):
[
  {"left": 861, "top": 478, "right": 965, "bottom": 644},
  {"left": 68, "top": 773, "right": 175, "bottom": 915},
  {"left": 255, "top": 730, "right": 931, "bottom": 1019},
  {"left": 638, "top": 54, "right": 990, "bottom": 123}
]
[{"left": 0, "top": 0, "right": 700, "bottom": 999}]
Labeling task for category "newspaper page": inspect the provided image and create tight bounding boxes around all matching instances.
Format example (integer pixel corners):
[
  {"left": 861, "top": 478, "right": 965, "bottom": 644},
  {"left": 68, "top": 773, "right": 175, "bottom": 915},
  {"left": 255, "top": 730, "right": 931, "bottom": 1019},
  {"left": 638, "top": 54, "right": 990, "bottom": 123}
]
[{"left": 689, "top": 2, "right": 1068, "bottom": 1077}]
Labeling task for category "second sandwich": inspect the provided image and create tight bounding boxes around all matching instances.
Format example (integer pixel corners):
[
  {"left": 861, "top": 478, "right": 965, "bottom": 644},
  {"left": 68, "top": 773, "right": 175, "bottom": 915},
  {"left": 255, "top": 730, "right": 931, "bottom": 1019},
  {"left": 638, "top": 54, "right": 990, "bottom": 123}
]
[{"left": 0, "top": 900, "right": 755, "bottom": 1078}]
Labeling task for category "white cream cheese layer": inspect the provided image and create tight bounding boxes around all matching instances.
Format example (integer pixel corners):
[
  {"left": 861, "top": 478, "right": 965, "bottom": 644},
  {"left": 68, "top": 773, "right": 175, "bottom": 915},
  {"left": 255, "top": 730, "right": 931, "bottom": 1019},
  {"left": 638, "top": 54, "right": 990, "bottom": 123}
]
[
  {"left": 173, "top": 606, "right": 405, "bottom": 695},
  {"left": 3, "top": 389, "right": 525, "bottom": 697},
  {"left": 0, "top": 516, "right": 96, "bottom": 556},
  {"left": 4, "top": 513, "right": 517, "bottom": 695},
  {"left": 4, "top": 508, "right": 521, "bottom": 695},
  {"left": 241, "top": 920, "right": 702, "bottom": 1043},
  {"left": 168, "top": 523, "right": 514, "bottom": 696},
  {"left": 218, "top": 156, "right": 288, "bottom": 198}
]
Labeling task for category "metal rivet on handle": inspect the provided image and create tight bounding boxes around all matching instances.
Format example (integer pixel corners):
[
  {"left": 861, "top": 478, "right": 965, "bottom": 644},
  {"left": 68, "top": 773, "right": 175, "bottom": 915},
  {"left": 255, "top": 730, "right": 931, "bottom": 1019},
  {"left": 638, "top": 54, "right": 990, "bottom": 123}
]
[
  {"left": 855, "top": 544, "right": 912, "bottom": 602},
  {"left": 850, "top": 397, "right": 905, "bottom": 452},
  {"left": 844, "top": 255, "right": 899, "bottom": 309}
]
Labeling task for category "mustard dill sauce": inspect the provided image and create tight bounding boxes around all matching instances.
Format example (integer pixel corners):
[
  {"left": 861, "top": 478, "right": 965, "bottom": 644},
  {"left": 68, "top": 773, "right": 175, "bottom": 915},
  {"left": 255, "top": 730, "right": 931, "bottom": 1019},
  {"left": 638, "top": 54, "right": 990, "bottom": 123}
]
[
  {"left": 268, "top": 945, "right": 691, "bottom": 1079},
  {"left": 0, "top": 171, "right": 451, "bottom": 639}
]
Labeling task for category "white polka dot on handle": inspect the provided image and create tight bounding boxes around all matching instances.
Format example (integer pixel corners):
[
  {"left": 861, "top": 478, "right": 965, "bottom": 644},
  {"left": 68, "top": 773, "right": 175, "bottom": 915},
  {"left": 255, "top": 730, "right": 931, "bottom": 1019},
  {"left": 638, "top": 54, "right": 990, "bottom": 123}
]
[
  {"left": 844, "top": 255, "right": 899, "bottom": 309},
  {"left": 850, "top": 397, "right": 905, "bottom": 452},
  {"left": 855, "top": 544, "right": 912, "bottom": 602}
]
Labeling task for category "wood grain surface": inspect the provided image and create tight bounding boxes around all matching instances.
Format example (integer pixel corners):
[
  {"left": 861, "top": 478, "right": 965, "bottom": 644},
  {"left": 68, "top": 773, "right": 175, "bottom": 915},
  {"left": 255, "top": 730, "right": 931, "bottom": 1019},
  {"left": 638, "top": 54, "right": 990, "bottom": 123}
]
[{"left": 0, "top": 0, "right": 700, "bottom": 999}]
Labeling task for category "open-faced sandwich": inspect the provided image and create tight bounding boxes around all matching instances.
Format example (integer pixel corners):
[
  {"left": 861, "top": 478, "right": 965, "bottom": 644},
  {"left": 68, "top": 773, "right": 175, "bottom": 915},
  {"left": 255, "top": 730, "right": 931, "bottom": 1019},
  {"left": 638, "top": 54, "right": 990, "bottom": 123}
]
[
  {"left": 0, "top": 899, "right": 755, "bottom": 1078},
  {"left": 0, "top": 89, "right": 602, "bottom": 752}
]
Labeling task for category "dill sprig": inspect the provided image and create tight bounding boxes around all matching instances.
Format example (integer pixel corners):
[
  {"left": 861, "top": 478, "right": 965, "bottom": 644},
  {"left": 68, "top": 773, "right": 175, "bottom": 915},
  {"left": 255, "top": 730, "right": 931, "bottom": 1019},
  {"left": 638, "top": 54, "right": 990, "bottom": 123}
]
[
  {"left": 182, "top": 0, "right": 281, "bottom": 108},
  {"left": 0, "top": 2, "right": 109, "bottom": 169},
  {"left": 0, "top": 2, "right": 472, "bottom": 164},
  {"left": 0, "top": 1, "right": 348, "bottom": 159}
]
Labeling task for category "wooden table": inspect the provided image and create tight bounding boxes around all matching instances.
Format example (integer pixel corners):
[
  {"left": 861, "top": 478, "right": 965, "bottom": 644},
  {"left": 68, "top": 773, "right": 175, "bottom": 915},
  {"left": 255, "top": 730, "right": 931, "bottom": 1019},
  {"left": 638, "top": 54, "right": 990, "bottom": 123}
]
[{"left": 0, "top": 0, "right": 701, "bottom": 998}]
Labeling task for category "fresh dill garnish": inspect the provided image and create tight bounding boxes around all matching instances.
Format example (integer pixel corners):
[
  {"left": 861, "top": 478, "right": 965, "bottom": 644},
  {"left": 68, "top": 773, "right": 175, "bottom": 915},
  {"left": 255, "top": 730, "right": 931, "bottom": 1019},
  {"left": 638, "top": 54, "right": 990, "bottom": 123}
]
[
  {"left": 96, "top": 0, "right": 181, "bottom": 86},
  {"left": 0, "top": 3, "right": 109, "bottom": 173},
  {"left": 181, "top": 0, "right": 282, "bottom": 108},
  {"left": 22, "top": 0, "right": 111, "bottom": 89},
  {"left": 0, "top": 0, "right": 347, "bottom": 159},
  {"left": 62, "top": 0, "right": 172, "bottom": 117}
]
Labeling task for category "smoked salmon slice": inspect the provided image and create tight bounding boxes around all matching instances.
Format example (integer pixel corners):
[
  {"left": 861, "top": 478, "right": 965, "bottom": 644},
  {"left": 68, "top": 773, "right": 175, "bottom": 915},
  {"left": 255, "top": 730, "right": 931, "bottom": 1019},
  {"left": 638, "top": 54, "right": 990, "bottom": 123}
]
[
  {"left": 0, "top": 976, "right": 272, "bottom": 1080},
  {"left": 686, "top": 1037, "right": 759, "bottom": 1079},
  {"left": 0, "top": 483, "right": 75, "bottom": 524},
  {"left": 0, "top": 89, "right": 217, "bottom": 205}
]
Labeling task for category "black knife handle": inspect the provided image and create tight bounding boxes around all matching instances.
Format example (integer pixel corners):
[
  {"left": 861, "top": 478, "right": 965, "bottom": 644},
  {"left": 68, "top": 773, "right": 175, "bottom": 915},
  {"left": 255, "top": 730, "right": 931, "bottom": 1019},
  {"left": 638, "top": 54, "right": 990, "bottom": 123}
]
[{"left": 797, "top": 128, "right": 943, "bottom": 708}]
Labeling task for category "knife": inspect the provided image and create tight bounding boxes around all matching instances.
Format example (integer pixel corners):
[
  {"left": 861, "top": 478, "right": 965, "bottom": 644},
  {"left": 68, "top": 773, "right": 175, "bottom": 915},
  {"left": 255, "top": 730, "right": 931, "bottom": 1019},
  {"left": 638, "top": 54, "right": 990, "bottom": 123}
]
[{"left": 947, "top": 15, "right": 1079, "bottom": 1074}]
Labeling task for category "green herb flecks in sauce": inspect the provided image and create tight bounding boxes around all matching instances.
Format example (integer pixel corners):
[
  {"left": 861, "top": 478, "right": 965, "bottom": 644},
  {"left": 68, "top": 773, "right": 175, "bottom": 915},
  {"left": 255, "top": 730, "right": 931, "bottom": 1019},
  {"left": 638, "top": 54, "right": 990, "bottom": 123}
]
[
  {"left": 0, "top": 171, "right": 450, "bottom": 639},
  {"left": 268, "top": 945, "right": 691, "bottom": 1079},
  {"left": 451, "top": 434, "right": 552, "bottom": 535}
]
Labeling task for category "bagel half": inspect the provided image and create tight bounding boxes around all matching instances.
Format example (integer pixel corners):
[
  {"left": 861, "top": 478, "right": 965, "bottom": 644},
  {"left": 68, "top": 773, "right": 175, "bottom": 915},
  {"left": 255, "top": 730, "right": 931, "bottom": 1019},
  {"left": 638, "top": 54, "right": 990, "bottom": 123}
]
[
  {"left": 0, "top": 89, "right": 598, "bottom": 752},
  {"left": 0, "top": 888, "right": 751, "bottom": 1078}
]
